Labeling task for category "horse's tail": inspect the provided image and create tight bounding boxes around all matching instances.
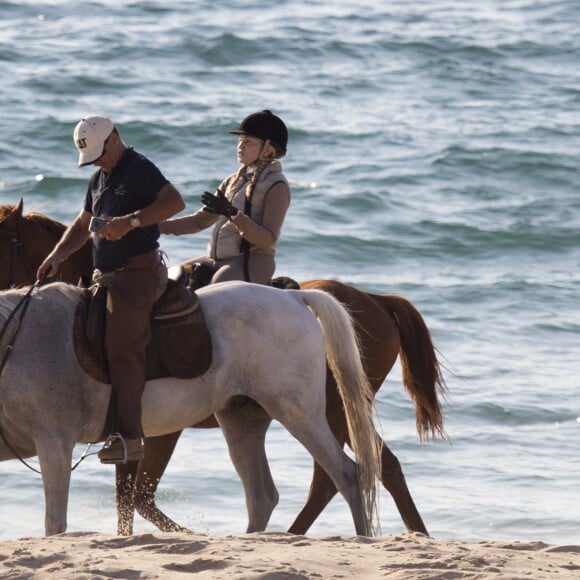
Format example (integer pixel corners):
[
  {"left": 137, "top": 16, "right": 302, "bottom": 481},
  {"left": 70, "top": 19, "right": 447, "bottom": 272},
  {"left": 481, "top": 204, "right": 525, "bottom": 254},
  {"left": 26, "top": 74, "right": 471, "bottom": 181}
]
[
  {"left": 291, "top": 288, "right": 382, "bottom": 536},
  {"left": 371, "top": 293, "right": 448, "bottom": 441}
]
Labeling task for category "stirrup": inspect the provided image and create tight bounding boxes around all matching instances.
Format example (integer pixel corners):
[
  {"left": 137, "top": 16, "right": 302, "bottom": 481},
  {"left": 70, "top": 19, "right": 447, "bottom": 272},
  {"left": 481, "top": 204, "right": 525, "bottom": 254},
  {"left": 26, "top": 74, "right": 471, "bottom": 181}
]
[
  {"left": 104, "top": 432, "right": 127, "bottom": 451},
  {"left": 98, "top": 432, "right": 143, "bottom": 465}
]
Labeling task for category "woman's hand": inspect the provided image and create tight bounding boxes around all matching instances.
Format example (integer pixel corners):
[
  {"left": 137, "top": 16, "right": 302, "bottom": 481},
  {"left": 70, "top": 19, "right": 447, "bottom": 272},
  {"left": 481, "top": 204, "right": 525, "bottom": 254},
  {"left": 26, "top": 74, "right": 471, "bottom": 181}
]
[{"left": 201, "top": 189, "right": 238, "bottom": 219}]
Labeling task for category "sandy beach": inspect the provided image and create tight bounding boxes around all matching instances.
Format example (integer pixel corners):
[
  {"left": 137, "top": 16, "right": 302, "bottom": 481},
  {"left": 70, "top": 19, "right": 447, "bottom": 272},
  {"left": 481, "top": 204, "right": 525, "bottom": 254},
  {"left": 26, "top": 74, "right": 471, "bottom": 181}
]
[{"left": 0, "top": 531, "right": 578, "bottom": 579}]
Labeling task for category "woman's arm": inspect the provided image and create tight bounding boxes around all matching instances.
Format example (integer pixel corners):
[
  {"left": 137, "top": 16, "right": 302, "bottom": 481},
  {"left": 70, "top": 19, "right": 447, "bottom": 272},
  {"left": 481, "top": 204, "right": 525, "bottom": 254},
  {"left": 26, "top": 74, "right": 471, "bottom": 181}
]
[{"left": 232, "top": 181, "right": 291, "bottom": 249}]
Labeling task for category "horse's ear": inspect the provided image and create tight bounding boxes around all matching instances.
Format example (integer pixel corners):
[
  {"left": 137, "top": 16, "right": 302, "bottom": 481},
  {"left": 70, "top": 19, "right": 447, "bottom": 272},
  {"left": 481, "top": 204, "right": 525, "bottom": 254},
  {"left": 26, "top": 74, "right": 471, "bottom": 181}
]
[{"left": 5, "top": 199, "right": 24, "bottom": 228}]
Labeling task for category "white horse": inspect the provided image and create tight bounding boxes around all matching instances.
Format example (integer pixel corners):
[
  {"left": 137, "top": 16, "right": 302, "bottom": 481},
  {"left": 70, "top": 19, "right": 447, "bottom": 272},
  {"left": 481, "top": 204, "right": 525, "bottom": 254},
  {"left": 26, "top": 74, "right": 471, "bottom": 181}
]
[{"left": 0, "top": 281, "right": 381, "bottom": 537}]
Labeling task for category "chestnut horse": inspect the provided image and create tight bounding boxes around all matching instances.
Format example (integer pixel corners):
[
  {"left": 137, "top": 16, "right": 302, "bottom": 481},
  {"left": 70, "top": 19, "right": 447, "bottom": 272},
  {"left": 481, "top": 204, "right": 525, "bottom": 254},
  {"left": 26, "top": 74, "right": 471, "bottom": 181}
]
[{"left": 0, "top": 200, "right": 446, "bottom": 535}]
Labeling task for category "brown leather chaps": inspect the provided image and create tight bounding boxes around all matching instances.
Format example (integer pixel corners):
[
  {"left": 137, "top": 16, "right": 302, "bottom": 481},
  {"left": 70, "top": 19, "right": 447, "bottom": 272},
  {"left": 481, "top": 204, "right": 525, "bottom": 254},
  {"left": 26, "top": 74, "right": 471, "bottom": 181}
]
[{"left": 104, "top": 250, "right": 162, "bottom": 439}]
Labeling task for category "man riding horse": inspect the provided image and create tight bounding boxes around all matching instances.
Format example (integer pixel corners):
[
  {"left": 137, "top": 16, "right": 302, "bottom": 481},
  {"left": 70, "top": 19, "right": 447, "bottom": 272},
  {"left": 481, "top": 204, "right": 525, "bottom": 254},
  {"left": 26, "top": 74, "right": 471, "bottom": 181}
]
[{"left": 37, "top": 115, "right": 185, "bottom": 464}]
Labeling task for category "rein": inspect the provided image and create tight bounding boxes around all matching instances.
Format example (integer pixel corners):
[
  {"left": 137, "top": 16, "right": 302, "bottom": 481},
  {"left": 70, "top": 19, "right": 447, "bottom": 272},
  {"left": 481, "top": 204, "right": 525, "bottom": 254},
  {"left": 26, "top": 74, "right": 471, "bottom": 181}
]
[
  {"left": 0, "top": 280, "right": 94, "bottom": 473},
  {"left": 0, "top": 427, "right": 94, "bottom": 475},
  {"left": 0, "top": 280, "right": 38, "bottom": 375}
]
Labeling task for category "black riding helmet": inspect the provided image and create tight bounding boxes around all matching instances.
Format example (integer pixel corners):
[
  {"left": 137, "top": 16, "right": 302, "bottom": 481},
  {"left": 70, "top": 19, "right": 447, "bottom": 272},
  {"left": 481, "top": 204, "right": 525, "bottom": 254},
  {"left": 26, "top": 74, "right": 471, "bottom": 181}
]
[{"left": 229, "top": 110, "right": 288, "bottom": 157}]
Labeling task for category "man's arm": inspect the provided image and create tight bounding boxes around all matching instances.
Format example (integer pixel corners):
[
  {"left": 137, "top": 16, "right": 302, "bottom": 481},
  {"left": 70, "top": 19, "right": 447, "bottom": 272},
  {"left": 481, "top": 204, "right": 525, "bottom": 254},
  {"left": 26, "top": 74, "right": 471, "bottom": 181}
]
[
  {"left": 98, "top": 183, "right": 186, "bottom": 241},
  {"left": 37, "top": 209, "right": 92, "bottom": 280},
  {"left": 127, "top": 183, "right": 186, "bottom": 227}
]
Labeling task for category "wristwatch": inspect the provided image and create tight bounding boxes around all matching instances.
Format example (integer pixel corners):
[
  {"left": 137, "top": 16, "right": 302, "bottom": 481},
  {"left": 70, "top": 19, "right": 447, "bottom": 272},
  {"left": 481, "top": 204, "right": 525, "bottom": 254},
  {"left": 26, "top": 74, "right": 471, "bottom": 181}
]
[{"left": 130, "top": 213, "right": 141, "bottom": 228}]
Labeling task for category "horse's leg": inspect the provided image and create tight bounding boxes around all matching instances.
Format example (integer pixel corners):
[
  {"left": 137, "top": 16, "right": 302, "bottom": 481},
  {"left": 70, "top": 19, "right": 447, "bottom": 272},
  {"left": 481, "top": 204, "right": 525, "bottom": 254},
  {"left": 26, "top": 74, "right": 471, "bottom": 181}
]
[
  {"left": 132, "top": 431, "right": 189, "bottom": 532},
  {"left": 216, "top": 400, "right": 277, "bottom": 533},
  {"left": 129, "top": 419, "right": 218, "bottom": 533},
  {"left": 287, "top": 374, "right": 348, "bottom": 534},
  {"left": 266, "top": 396, "right": 370, "bottom": 536},
  {"left": 115, "top": 433, "right": 186, "bottom": 535},
  {"left": 35, "top": 434, "right": 74, "bottom": 535},
  {"left": 294, "top": 426, "right": 369, "bottom": 536},
  {"left": 288, "top": 442, "right": 429, "bottom": 535},
  {"left": 285, "top": 414, "right": 379, "bottom": 537},
  {"left": 287, "top": 461, "right": 335, "bottom": 534},
  {"left": 288, "top": 380, "right": 429, "bottom": 535},
  {"left": 378, "top": 443, "right": 428, "bottom": 534},
  {"left": 116, "top": 462, "right": 138, "bottom": 535}
]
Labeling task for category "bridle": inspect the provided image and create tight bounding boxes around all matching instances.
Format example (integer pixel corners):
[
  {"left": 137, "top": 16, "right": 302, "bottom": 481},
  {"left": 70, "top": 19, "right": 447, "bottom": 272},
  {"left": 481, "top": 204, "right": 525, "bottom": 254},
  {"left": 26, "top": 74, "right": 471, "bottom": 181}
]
[
  {"left": 0, "top": 222, "right": 36, "bottom": 289},
  {"left": 1, "top": 228, "right": 22, "bottom": 289}
]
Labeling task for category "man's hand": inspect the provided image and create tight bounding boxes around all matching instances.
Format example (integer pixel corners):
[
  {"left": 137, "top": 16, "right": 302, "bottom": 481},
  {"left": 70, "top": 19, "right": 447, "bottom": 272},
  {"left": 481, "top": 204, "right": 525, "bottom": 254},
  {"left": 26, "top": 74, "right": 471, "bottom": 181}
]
[
  {"left": 201, "top": 189, "right": 238, "bottom": 219},
  {"left": 37, "top": 254, "right": 61, "bottom": 281},
  {"left": 96, "top": 216, "right": 133, "bottom": 241}
]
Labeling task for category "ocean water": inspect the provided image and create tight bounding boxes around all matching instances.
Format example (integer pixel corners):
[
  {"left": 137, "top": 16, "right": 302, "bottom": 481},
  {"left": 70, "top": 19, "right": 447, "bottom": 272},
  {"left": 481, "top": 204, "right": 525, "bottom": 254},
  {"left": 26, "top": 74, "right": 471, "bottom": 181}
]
[{"left": 0, "top": 0, "right": 579, "bottom": 545}]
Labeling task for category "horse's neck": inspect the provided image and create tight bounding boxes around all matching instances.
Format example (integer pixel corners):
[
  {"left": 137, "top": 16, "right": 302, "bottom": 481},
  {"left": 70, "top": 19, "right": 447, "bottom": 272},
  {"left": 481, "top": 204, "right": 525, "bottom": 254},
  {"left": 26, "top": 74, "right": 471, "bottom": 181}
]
[
  {"left": 24, "top": 223, "right": 93, "bottom": 285},
  {"left": 58, "top": 241, "right": 93, "bottom": 285},
  {"left": 26, "top": 226, "right": 62, "bottom": 268}
]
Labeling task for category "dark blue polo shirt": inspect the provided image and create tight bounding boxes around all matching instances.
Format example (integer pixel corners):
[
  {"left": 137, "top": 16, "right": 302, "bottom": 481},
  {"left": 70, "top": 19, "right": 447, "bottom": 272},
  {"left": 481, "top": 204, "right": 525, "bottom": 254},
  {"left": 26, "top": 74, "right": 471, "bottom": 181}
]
[{"left": 84, "top": 148, "right": 169, "bottom": 272}]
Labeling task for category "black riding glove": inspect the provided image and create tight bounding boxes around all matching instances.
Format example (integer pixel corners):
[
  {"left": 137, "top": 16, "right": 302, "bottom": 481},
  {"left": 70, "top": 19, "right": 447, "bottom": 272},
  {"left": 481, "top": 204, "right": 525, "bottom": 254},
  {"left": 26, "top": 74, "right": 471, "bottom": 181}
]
[{"left": 201, "top": 189, "right": 239, "bottom": 219}]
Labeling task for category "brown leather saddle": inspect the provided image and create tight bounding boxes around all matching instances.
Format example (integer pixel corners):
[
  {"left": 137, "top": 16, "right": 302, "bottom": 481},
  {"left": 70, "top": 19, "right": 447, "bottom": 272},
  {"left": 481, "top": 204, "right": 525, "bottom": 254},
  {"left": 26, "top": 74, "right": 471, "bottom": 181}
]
[{"left": 73, "top": 267, "right": 212, "bottom": 384}]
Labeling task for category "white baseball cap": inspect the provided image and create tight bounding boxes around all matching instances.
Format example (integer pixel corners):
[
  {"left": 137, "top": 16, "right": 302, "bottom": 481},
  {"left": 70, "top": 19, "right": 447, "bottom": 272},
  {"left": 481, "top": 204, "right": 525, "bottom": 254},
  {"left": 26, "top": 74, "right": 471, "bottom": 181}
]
[{"left": 73, "top": 115, "right": 114, "bottom": 166}]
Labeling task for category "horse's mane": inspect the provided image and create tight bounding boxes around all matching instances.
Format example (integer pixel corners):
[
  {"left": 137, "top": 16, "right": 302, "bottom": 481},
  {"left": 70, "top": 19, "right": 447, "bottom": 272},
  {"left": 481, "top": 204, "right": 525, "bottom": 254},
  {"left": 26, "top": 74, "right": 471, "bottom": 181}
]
[
  {"left": 0, "top": 204, "right": 67, "bottom": 237},
  {"left": 0, "top": 204, "right": 15, "bottom": 220}
]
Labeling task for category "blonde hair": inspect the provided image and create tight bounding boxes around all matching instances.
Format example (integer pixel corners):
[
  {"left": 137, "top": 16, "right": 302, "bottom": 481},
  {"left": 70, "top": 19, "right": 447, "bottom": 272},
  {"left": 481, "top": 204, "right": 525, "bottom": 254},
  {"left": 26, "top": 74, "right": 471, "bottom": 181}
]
[
  {"left": 231, "top": 160, "right": 267, "bottom": 199},
  {"left": 259, "top": 139, "right": 278, "bottom": 161}
]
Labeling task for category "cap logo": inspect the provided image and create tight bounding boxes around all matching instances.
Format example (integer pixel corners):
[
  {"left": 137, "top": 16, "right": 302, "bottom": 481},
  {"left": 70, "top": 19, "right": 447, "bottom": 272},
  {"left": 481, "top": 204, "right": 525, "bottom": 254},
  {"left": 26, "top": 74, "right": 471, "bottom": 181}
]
[{"left": 76, "top": 138, "right": 87, "bottom": 150}]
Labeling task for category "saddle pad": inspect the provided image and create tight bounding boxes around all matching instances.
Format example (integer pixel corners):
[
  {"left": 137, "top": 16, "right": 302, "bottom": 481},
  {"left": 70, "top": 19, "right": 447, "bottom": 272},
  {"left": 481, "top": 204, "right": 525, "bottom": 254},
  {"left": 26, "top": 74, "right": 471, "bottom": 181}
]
[{"left": 73, "top": 292, "right": 212, "bottom": 384}]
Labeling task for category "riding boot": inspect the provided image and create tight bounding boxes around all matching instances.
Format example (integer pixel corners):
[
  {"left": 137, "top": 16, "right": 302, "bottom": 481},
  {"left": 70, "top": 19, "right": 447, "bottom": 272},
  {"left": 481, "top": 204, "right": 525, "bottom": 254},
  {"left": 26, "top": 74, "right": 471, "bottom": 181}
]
[{"left": 98, "top": 434, "right": 144, "bottom": 464}]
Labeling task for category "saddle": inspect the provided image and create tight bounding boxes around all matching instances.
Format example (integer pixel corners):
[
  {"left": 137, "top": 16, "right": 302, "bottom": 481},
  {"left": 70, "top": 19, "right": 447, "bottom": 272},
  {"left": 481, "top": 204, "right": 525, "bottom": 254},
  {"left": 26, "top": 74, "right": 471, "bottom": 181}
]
[
  {"left": 73, "top": 267, "right": 212, "bottom": 384},
  {"left": 184, "top": 260, "right": 301, "bottom": 291},
  {"left": 271, "top": 276, "right": 300, "bottom": 290}
]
